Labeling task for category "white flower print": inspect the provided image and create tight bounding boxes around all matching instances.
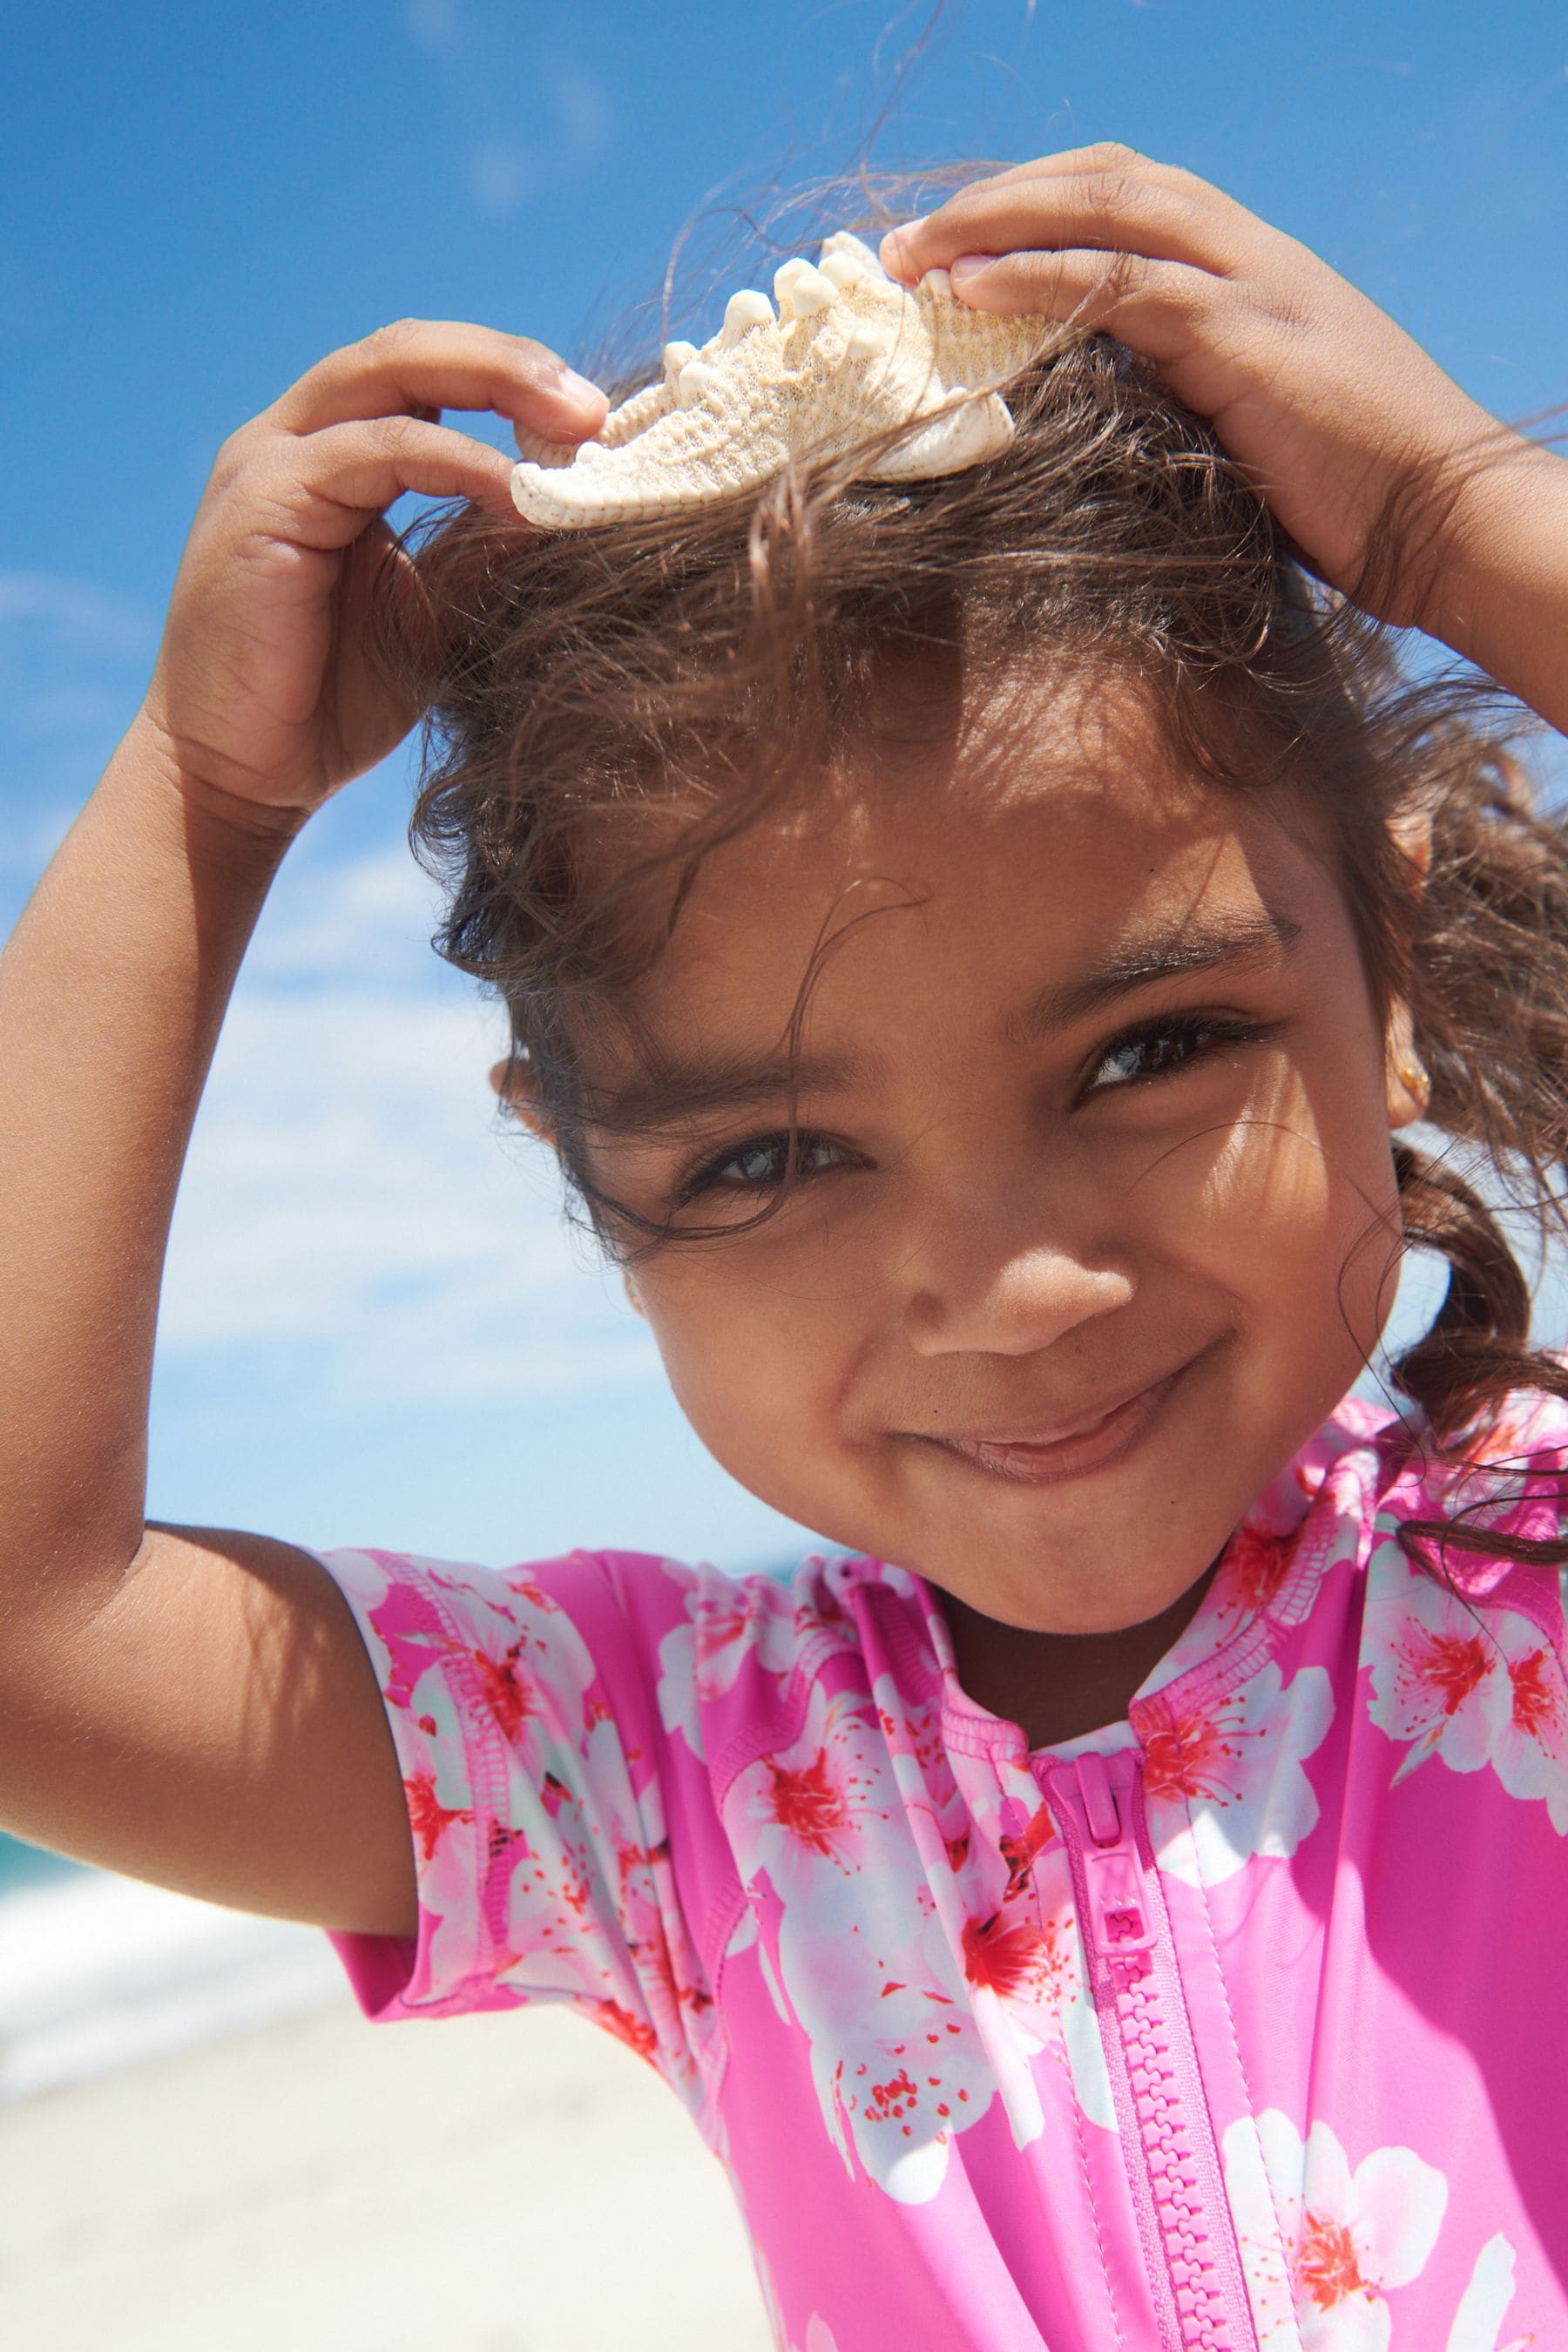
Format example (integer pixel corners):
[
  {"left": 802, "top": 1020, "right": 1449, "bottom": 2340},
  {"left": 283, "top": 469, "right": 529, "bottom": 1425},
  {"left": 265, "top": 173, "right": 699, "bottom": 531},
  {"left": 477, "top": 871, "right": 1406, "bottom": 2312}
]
[
  {"left": 1445, "top": 2232, "right": 1532, "bottom": 2352},
  {"left": 1138, "top": 1660, "right": 1333, "bottom": 1886},
  {"left": 731, "top": 1678, "right": 975, "bottom": 2202},
  {"left": 1364, "top": 1570, "right": 1568, "bottom": 1830},
  {"left": 876, "top": 1680, "right": 1115, "bottom": 2141},
  {"left": 1222, "top": 2110, "right": 1446, "bottom": 2349},
  {"left": 656, "top": 1558, "right": 858, "bottom": 1760}
]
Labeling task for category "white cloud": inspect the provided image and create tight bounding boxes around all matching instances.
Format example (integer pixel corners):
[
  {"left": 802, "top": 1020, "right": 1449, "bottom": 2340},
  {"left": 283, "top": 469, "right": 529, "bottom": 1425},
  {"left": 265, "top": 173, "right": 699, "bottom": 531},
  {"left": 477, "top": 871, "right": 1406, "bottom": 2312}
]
[
  {"left": 159, "top": 843, "right": 661, "bottom": 1409},
  {"left": 402, "top": 0, "right": 459, "bottom": 51},
  {"left": 548, "top": 60, "right": 612, "bottom": 157},
  {"left": 464, "top": 138, "right": 537, "bottom": 216},
  {"left": 245, "top": 839, "right": 444, "bottom": 983}
]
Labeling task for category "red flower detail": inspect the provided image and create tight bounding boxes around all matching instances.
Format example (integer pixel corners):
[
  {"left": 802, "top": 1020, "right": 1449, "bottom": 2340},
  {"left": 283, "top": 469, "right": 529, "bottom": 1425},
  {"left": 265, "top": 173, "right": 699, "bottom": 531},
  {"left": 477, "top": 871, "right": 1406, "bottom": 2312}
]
[
  {"left": 1225, "top": 1522, "right": 1292, "bottom": 1612},
  {"left": 594, "top": 2000, "right": 658, "bottom": 2063},
  {"left": 765, "top": 1747, "right": 852, "bottom": 1855},
  {"left": 404, "top": 1771, "right": 473, "bottom": 1862},
  {"left": 1398, "top": 1626, "right": 1490, "bottom": 1718},
  {"left": 1295, "top": 2211, "right": 1371, "bottom": 2310},
  {"left": 998, "top": 1801, "right": 1054, "bottom": 1901},
  {"left": 962, "top": 1909, "right": 1047, "bottom": 2001},
  {"left": 1141, "top": 1701, "right": 1246, "bottom": 1805},
  {"left": 1510, "top": 1646, "right": 1557, "bottom": 1739},
  {"left": 865, "top": 2067, "right": 918, "bottom": 2122},
  {"left": 470, "top": 1643, "right": 535, "bottom": 1740}
]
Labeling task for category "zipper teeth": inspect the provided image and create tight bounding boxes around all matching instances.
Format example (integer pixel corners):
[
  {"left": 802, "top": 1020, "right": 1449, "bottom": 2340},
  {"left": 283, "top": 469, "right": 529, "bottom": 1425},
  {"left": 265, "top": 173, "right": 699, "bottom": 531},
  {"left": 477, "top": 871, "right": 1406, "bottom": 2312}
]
[
  {"left": 1047, "top": 1758, "right": 1254, "bottom": 2352},
  {"left": 1109, "top": 1949, "right": 1240, "bottom": 2349}
]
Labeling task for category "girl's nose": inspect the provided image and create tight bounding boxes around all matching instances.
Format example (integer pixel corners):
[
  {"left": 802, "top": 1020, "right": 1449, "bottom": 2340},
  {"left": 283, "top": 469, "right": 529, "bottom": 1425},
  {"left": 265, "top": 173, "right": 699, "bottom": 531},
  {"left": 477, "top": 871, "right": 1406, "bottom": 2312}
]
[{"left": 900, "top": 1183, "right": 1134, "bottom": 1358}]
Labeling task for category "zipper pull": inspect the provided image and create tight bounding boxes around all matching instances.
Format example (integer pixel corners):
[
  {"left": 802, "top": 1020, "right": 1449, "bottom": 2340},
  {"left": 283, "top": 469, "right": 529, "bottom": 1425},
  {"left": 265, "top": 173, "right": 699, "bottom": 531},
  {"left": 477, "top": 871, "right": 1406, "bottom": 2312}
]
[{"left": 1070, "top": 1753, "right": 1155, "bottom": 1963}]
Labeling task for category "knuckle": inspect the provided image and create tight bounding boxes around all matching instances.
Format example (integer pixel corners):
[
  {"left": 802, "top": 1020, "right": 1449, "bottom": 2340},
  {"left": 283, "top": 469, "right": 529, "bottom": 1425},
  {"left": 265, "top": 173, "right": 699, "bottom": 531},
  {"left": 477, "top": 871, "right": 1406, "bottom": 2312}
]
[
  {"left": 362, "top": 316, "right": 426, "bottom": 360},
  {"left": 368, "top": 410, "right": 423, "bottom": 455},
  {"left": 1085, "top": 166, "right": 1140, "bottom": 225},
  {"left": 1081, "top": 139, "right": 1143, "bottom": 174},
  {"left": 1099, "top": 248, "right": 1150, "bottom": 303},
  {"left": 210, "top": 421, "right": 267, "bottom": 490}
]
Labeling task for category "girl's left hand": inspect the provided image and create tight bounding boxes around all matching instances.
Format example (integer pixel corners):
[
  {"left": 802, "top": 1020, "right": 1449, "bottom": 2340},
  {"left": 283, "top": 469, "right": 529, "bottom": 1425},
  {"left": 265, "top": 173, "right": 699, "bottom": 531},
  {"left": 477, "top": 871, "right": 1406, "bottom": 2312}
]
[{"left": 880, "top": 145, "right": 1529, "bottom": 637}]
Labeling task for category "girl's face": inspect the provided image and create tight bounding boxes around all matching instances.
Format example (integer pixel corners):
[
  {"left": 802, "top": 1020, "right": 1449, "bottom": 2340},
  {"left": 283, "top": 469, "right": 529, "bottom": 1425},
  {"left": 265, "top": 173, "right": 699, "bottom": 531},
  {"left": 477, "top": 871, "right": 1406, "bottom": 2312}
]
[{"left": 571, "top": 677, "right": 1417, "bottom": 1636}]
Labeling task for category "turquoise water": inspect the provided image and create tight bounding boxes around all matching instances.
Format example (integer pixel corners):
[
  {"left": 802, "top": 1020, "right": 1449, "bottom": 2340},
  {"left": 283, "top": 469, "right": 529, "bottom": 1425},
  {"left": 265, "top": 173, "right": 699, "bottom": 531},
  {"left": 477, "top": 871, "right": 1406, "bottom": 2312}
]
[{"left": 0, "top": 1829, "right": 89, "bottom": 1897}]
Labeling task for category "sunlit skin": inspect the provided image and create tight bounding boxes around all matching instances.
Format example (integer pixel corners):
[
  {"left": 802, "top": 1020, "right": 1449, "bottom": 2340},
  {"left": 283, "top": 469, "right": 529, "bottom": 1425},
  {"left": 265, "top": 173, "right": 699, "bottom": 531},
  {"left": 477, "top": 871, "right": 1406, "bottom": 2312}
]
[{"left": 503, "top": 679, "right": 1426, "bottom": 1747}]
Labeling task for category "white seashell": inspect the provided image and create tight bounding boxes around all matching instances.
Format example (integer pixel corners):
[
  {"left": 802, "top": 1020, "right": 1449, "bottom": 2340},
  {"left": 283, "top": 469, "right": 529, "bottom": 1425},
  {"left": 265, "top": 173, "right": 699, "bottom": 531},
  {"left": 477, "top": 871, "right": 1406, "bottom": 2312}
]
[
  {"left": 721, "top": 288, "right": 774, "bottom": 340},
  {"left": 510, "top": 224, "right": 1058, "bottom": 528},
  {"left": 818, "top": 248, "right": 868, "bottom": 293},
  {"left": 676, "top": 357, "right": 722, "bottom": 407},
  {"left": 513, "top": 426, "right": 578, "bottom": 470},
  {"left": 788, "top": 264, "right": 839, "bottom": 316},
  {"left": 844, "top": 322, "right": 887, "bottom": 364},
  {"left": 771, "top": 257, "right": 812, "bottom": 314}
]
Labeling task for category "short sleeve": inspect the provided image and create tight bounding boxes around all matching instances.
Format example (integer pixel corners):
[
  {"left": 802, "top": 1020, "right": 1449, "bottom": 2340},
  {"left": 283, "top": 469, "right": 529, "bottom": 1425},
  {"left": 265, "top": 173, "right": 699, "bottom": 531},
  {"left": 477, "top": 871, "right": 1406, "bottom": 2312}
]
[{"left": 307, "top": 1543, "right": 727, "bottom": 2121}]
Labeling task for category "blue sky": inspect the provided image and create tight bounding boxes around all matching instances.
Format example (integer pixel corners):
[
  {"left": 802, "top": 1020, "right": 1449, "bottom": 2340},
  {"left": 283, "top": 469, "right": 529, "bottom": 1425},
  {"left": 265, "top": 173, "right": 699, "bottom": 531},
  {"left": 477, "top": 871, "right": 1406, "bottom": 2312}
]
[{"left": 4, "top": 0, "right": 1567, "bottom": 1572}]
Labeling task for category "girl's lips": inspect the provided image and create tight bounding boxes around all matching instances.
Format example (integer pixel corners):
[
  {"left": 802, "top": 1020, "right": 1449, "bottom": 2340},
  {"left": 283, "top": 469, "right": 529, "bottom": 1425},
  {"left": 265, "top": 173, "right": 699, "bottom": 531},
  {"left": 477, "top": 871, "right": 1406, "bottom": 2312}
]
[{"left": 915, "top": 1362, "right": 1190, "bottom": 1486}]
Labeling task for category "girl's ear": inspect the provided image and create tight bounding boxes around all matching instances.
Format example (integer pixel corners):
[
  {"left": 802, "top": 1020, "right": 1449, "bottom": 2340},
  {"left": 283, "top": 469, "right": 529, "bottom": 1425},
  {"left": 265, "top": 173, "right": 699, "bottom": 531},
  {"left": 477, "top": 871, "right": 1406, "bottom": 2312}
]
[
  {"left": 1382, "top": 1004, "right": 1430, "bottom": 1130},
  {"left": 489, "top": 1056, "right": 556, "bottom": 1146},
  {"left": 1389, "top": 803, "right": 1433, "bottom": 889},
  {"left": 1383, "top": 807, "right": 1434, "bottom": 1129}
]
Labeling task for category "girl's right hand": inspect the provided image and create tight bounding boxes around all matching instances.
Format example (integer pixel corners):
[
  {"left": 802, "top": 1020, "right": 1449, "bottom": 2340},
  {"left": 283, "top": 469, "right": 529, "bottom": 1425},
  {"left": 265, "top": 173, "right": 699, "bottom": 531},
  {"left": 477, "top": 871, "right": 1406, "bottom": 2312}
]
[{"left": 139, "top": 321, "right": 606, "bottom": 833}]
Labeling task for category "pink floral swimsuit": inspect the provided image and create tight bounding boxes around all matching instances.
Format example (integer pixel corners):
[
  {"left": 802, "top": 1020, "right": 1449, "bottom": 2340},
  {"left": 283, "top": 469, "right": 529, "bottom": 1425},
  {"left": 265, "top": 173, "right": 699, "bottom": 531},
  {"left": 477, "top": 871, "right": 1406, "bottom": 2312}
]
[{"left": 316, "top": 1385, "right": 1568, "bottom": 2350}]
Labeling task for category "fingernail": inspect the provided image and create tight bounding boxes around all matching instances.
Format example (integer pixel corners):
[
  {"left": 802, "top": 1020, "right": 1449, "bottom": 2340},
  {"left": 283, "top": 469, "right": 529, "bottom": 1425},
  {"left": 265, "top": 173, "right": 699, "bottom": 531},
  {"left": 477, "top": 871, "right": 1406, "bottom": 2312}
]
[
  {"left": 551, "top": 365, "right": 604, "bottom": 409},
  {"left": 880, "top": 216, "right": 926, "bottom": 268},
  {"left": 950, "top": 253, "right": 995, "bottom": 287}
]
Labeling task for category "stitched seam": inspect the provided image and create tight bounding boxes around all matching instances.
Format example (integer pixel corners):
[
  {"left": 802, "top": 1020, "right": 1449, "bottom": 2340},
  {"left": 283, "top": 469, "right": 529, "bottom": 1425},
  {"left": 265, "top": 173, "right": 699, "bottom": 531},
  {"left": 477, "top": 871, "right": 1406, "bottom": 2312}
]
[
  {"left": 345, "top": 1554, "right": 515, "bottom": 1995},
  {"left": 1065, "top": 2009, "right": 1130, "bottom": 2352},
  {"left": 695, "top": 1869, "right": 751, "bottom": 2122}
]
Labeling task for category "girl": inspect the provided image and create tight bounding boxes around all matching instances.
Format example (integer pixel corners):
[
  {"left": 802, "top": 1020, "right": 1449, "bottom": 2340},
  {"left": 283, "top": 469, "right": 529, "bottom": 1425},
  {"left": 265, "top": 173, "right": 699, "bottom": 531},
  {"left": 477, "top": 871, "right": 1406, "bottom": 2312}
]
[{"left": 4, "top": 145, "right": 1568, "bottom": 2349}]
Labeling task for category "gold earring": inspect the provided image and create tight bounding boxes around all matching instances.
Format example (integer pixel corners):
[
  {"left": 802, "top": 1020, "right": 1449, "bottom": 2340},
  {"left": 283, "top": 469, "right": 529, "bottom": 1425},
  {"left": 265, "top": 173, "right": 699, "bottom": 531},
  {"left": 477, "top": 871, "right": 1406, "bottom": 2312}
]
[{"left": 1399, "top": 1059, "right": 1430, "bottom": 1114}]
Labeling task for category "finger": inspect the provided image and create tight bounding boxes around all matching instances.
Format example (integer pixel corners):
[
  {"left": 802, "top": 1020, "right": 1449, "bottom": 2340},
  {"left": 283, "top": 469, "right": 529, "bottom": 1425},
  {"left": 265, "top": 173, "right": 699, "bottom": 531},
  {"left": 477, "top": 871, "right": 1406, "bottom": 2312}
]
[
  {"left": 883, "top": 152, "right": 1258, "bottom": 284},
  {"left": 927, "top": 143, "right": 1212, "bottom": 201},
  {"left": 943, "top": 247, "right": 1228, "bottom": 371},
  {"left": 249, "top": 414, "right": 524, "bottom": 551},
  {"left": 268, "top": 319, "right": 606, "bottom": 443}
]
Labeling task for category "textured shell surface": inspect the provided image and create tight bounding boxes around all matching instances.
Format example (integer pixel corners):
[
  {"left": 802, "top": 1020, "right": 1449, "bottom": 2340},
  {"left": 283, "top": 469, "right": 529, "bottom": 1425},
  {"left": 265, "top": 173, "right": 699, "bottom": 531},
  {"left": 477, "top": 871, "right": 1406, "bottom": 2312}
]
[{"left": 510, "top": 231, "right": 1060, "bottom": 529}]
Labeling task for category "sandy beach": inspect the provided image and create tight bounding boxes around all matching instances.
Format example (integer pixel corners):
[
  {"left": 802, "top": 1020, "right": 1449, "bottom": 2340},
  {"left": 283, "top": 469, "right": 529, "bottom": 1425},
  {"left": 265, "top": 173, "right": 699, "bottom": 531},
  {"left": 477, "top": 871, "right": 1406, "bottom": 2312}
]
[{"left": 2, "top": 1986, "right": 774, "bottom": 2351}]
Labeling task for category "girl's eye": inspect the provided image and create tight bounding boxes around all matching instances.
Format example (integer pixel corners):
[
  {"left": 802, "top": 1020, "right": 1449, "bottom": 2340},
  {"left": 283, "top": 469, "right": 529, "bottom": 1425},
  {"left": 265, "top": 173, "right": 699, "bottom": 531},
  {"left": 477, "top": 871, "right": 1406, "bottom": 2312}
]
[
  {"left": 1084, "top": 1016, "right": 1267, "bottom": 1095},
  {"left": 679, "top": 1130, "right": 853, "bottom": 1201}
]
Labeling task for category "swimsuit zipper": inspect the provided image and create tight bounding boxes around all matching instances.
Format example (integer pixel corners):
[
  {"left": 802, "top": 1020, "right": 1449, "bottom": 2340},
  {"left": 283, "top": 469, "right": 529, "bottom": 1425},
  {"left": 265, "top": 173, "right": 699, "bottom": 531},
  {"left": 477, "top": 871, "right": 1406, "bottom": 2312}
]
[{"left": 1044, "top": 1749, "right": 1257, "bottom": 2352}]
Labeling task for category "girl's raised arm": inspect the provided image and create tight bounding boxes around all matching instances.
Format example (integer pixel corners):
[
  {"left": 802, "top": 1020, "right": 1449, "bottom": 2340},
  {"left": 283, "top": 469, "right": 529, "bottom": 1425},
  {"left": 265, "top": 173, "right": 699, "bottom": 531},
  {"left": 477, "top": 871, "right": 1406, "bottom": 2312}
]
[
  {"left": 0, "top": 324, "right": 603, "bottom": 1936},
  {"left": 883, "top": 145, "right": 1568, "bottom": 736}
]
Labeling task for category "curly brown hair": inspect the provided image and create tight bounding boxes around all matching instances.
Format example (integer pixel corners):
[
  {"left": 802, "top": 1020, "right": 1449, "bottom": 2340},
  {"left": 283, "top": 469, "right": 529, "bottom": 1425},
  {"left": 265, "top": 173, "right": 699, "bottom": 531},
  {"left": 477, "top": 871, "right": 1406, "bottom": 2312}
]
[{"left": 374, "top": 275, "right": 1568, "bottom": 1575}]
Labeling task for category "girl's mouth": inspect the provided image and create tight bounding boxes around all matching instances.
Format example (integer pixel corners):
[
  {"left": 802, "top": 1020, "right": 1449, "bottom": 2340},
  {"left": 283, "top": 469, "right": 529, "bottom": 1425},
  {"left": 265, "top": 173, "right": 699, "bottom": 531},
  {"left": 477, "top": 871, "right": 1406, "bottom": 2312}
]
[{"left": 910, "top": 1361, "right": 1192, "bottom": 1487}]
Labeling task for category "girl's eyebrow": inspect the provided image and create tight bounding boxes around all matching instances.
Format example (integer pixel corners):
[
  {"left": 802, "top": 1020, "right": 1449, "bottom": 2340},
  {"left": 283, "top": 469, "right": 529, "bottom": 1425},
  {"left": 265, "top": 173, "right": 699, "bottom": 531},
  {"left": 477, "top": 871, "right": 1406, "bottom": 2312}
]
[
  {"left": 591, "top": 1046, "right": 869, "bottom": 1135},
  {"left": 595, "top": 905, "right": 1303, "bottom": 1134},
  {"left": 1010, "top": 905, "right": 1303, "bottom": 1037}
]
